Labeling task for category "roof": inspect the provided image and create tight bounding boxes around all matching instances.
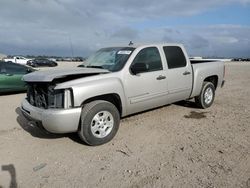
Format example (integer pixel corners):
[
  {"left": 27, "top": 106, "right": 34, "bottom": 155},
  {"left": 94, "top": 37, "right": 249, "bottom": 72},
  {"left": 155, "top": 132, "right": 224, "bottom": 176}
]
[{"left": 105, "top": 43, "right": 184, "bottom": 49}]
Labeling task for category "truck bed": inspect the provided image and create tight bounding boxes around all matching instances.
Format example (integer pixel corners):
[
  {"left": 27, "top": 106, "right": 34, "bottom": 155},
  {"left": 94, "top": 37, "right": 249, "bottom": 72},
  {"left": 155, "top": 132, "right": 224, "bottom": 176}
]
[
  {"left": 190, "top": 59, "right": 223, "bottom": 64},
  {"left": 190, "top": 60, "right": 224, "bottom": 98}
]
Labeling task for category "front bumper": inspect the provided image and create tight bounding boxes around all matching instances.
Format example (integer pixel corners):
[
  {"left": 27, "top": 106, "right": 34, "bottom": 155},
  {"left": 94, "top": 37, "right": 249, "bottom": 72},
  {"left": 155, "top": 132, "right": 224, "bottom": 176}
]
[{"left": 21, "top": 99, "right": 81, "bottom": 133}]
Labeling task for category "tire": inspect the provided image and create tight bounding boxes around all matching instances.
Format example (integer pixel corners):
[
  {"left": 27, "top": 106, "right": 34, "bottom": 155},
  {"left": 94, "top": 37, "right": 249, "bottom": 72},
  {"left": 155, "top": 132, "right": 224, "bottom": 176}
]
[
  {"left": 78, "top": 100, "right": 120, "bottom": 146},
  {"left": 195, "top": 81, "right": 215, "bottom": 109}
]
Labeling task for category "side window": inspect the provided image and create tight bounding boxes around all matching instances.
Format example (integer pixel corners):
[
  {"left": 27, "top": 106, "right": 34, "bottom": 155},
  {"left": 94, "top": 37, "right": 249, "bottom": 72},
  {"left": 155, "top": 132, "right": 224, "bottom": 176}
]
[
  {"left": 131, "top": 47, "right": 163, "bottom": 73},
  {"left": 5, "top": 63, "right": 27, "bottom": 74},
  {"left": 163, "top": 46, "right": 186, "bottom": 69}
]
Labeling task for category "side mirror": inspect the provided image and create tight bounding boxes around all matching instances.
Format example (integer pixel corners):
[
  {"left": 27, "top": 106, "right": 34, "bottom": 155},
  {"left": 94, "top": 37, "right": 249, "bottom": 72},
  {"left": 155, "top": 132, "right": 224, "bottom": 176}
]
[{"left": 131, "top": 63, "right": 148, "bottom": 75}]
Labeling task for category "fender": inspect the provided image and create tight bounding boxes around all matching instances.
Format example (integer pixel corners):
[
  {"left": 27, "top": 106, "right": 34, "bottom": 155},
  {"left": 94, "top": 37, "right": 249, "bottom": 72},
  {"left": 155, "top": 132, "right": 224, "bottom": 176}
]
[{"left": 55, "top": 75, "right": 127, "bottom": 116}]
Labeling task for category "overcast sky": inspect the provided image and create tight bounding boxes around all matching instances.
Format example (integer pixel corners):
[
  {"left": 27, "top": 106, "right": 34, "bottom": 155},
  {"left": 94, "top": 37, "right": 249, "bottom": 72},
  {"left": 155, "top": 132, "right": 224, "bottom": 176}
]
[{"left": 0, "top": 0, "right": 250, "bottom": 57}]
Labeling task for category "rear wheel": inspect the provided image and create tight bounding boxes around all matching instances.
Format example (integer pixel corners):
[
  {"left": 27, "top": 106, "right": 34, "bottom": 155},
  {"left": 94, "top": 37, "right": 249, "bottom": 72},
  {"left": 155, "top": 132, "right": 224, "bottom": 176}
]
[
  {"left": 78, "top": 100, "right": 120, "bottom": 146},
  {"left": 195, "top": 81, "right": 215, "bottom": 109}
]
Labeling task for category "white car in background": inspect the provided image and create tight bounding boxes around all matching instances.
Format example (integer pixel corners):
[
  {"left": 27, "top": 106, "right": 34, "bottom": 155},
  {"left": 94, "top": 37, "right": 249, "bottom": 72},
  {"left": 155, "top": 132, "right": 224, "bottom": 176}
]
[{"left": 4, "top": 56, "right": 31, "bottom": 65}]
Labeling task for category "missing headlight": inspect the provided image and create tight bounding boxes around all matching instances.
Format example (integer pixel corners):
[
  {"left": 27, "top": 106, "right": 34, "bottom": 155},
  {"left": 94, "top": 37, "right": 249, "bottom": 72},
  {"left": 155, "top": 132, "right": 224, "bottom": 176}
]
[{"left": 48, "top": 89, "right": 64, "bottom": 109}]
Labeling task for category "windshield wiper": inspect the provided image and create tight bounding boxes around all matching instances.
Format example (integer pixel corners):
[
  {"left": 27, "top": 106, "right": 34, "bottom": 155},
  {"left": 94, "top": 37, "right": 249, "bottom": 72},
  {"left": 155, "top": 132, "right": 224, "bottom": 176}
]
[
  {"left": 78, "top": 64, "right": 106, "bottom": 70},
  {"left": 77, "top": 64, "right": 85, "bottom": 67},
  {"left": 86, "top": 65, "right": 104, "bottom": 69}
]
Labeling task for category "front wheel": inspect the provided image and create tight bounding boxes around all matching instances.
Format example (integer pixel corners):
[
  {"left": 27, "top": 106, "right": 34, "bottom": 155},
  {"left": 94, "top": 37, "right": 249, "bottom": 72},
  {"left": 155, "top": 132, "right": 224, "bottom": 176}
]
[
  {"left": 78, "top": 100, "right": 120, "bottom": 146},
  {"left": 195, "top": 81, "right": 215, "bottom": 109}
]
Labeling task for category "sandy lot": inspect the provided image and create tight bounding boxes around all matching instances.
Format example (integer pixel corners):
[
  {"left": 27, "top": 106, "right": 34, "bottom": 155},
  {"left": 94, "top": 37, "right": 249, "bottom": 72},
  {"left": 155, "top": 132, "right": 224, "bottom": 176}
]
[{"left": 0, "top": 62, "right": 249, "bottom": 188}]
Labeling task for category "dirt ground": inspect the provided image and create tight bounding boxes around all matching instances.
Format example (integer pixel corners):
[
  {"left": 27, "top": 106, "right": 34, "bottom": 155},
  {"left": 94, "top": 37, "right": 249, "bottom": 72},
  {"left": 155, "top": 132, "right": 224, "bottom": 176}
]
[{"left": 0, "top": 62, "right": 249, "bottom": 188}]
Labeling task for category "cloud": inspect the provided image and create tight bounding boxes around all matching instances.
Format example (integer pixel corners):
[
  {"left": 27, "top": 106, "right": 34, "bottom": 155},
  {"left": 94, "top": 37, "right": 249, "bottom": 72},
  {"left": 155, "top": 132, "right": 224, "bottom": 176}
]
[
  {"left": 181, "top": 25, "right": 250, "bottom": 57},
  {"left": 138, "top": 25, "right": 250, "bottom": 57},
  {"left": 214, "top": 36, "right": 239, "bottom": 44},
  {"left": 111, "top": 27, "right": 138, "bottom": 40},
  {"left": 0, "top": 0, "right": 249, "bottom": 57},
  {"left": 189, "top": 35, "right": 210, "bottom": 49}
]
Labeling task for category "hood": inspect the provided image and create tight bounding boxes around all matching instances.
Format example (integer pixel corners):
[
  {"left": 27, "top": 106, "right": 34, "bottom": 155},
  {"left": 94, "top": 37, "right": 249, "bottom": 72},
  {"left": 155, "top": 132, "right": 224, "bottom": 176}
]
[{"left": 23, "top": 68, "right": 109, "bottom": 82}]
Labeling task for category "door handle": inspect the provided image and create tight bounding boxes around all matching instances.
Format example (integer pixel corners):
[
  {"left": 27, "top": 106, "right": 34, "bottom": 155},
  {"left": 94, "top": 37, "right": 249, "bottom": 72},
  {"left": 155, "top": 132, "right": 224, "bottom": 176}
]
[
  {"left": 156, "top": 75, "right": 166, "bottom": 80},
  {"left": 5, "top": 73, "right": 13, "bottom": 76},
  {"left": 183, "top": 71, "right": 191, "bottom": 75}
]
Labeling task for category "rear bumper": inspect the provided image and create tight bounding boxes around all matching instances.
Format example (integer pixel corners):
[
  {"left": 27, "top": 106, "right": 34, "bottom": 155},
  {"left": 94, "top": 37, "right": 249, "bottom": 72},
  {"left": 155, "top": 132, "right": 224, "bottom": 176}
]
[{"left": 21, "top": 99, "right": 81, "bottom": 133}]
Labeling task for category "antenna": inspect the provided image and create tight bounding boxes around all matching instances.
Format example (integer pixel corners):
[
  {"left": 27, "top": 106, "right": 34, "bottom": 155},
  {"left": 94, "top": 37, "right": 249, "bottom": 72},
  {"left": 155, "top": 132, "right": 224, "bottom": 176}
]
[{"left": 128, "top": 41, "right": 134, "bottom": 46}]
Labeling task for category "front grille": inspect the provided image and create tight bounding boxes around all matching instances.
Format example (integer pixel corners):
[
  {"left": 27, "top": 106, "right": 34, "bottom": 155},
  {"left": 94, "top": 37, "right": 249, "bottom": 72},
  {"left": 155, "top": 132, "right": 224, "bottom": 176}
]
[
  {"left": 27, "top": 83, "right": 65, "bottom": 109},
  {"left": 27, "top": 83, "right": 50, "bottom": 108}
]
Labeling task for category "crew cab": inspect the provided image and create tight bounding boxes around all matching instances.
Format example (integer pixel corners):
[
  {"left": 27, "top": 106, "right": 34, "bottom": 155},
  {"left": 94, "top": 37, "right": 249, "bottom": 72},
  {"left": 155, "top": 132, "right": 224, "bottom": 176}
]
[{"left": 21, "top": 43, "right": 225, "bottom": 145}]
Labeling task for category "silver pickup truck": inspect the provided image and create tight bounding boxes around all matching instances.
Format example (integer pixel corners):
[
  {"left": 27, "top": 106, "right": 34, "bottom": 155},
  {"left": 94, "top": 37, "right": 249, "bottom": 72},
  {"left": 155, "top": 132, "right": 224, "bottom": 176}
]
[{"left": 21, "top": 43, "right": 225, "bottom": 145}]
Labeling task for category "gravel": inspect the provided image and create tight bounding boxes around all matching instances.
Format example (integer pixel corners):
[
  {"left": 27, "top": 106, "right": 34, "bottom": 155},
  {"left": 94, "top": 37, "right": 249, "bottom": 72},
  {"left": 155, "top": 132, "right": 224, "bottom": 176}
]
[{"left": 0, "top": 61, "right": 249, "bottom": 188}]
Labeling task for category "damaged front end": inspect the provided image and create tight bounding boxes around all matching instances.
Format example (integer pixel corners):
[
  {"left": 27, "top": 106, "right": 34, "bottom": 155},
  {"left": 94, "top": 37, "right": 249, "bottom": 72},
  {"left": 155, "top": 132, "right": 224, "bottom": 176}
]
[
  {"left": 26, "top": 83, "right": 73, "bottom": 109},
  {"left": 21, "top": 81, "right": 81, "bottom": 134},
  {"left": 23, "top": 67, "right": 109, "bottom": 109},
  {"left": 20, "top": 67, "right": 109, "bottom": 133}
]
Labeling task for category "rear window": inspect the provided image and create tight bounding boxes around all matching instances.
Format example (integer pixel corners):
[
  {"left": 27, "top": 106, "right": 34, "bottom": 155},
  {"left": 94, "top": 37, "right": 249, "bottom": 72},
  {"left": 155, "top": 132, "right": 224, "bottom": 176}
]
[{"left": 163, "top": 46, "right": 186, "bottom": 69}]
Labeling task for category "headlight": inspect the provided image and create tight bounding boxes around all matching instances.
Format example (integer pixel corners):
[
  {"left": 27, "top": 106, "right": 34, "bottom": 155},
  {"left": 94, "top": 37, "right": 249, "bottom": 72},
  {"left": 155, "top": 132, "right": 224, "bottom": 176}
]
[{"left": 48, "top": 89, "right": 64, "bottom": 108}]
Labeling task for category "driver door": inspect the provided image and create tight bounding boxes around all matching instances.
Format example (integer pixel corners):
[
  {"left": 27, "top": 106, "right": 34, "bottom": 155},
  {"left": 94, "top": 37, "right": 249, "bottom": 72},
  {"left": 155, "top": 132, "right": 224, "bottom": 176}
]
[{"left": 124, "top": 47, "right": 168, "bottom": 114}]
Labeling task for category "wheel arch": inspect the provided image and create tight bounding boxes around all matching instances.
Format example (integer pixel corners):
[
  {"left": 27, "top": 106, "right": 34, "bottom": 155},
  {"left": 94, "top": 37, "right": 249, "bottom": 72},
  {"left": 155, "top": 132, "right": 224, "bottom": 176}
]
[
  {"left": 204, "top": 75, "right": 218, "bottom": 89},
  {"left": 81, "top": 93, "right": 123, "bottom": 116}
]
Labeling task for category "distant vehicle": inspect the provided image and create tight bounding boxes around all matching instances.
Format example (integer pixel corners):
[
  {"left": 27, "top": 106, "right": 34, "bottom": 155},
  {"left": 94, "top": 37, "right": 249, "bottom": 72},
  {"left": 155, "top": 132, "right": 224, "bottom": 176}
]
[
  {"left": 27, "top": 58, "right": 58, "bottom": 67},
  {"left": 72, "top": 57, "right": 85, "bottom": 62},
  {"left": 0, "top": 61, "right": 35, "bottom": 93},
  {"left": 4, "top": 56, "right": 31, "bottom": 65},
  {"left": 55, "top": 57, "right": 85, "bottom": 62},
  {"left": 232, "top": 58, "right": 250, "bottom": 62}
]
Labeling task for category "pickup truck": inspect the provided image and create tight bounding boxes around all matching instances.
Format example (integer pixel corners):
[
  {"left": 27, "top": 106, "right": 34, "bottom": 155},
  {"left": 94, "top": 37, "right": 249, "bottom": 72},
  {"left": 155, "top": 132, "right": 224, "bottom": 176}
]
[
  {"left": 4, "top": 56, "right": 31, "bottom": 65},
  {"left": 21, "top": 43, "right": 225, "bottom": 146}
]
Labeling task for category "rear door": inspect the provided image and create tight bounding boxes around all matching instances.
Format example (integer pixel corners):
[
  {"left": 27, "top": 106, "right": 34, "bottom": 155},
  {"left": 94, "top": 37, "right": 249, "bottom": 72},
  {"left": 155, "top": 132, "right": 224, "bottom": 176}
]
[
  {"left": 163, "top": 46, "right": 192, "bottom": 102},
  {"left": 124, "top": 47, "right": 168, "bottom": 114}
]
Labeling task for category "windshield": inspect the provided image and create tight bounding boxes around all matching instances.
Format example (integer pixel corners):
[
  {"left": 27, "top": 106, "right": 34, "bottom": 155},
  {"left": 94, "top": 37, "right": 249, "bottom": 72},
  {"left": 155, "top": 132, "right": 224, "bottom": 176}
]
[{"left": 81, "top": 47, "right": 135, "bottom": 72}]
